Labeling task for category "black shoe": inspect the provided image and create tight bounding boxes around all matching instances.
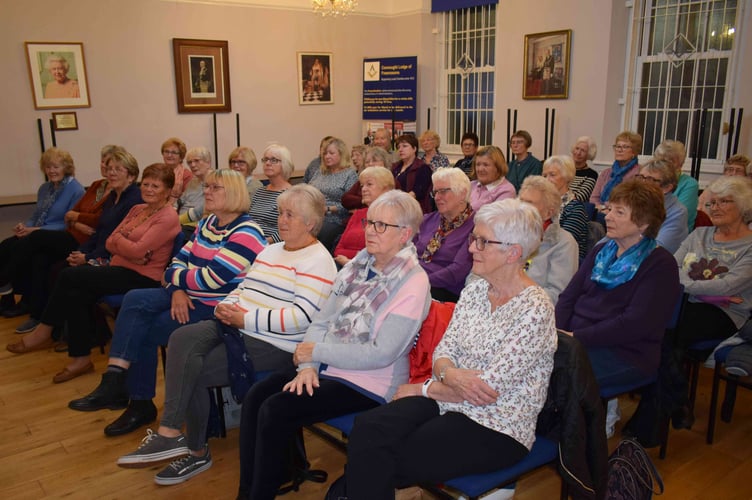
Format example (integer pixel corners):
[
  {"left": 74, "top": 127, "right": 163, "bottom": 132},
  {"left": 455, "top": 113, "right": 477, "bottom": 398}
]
[
  {"left": 2, "top": 302, "right": 29, "bottom": 318},
  {"left": 69, "top": 372, "right": 129, "bottom": 412},
  {"left": 104, "top": 400, "right": 157, "bottom": 437},
  {"left": 671, "top": 405, "right": 695, "bottom": 430}
]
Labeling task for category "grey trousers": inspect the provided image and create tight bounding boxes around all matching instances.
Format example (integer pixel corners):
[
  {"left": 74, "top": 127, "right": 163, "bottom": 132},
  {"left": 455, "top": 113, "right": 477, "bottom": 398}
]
[{"left": 161, "top": 319, "right": 294, "bottom": 450}]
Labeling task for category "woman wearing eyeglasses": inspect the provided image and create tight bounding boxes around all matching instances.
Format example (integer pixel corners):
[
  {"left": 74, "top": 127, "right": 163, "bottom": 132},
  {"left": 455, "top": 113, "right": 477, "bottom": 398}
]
[
  {"left": 392, "top": 134, "right": 433, "bottom": 213},
  {"left": 235, "top": 190, "right": 430, "bottom": 500},
  {"left": 340, "top": 199, "right": 556, "bottom": 499},
  {"left": 635, "top": 159, "right": 688, "bottom": 253},
  {"left": 507, "top": 130, "right": 542, "bottom": 192},
  {"left": 177, "top": 147, "right": 214, "bottom": 239},
  {"left": 160, "top": 138, "right": 193, "bottom": 207},
  {"left": 65, "top": 169, "right": 267, "bottom": 437},
  {"left": 589, "top": 131, "right": 642, "bottom": 208},
  {"left": 249, "top": 144, "right": 294, "bottom": 243},
  {"left": 697, "top": 154, "right": 750, "bottom": 217},
  {"left": 414, "top": 168, "right": 475, "bottom": 302},
  {"left": 228, "top": 146, "right": 262, "bottom": 203}
]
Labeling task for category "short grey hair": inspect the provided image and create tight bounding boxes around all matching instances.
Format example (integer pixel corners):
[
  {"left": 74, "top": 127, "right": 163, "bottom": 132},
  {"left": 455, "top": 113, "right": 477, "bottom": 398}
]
[
  {"left": 543, "top": 155, "right": 576, "bottom": 184},
  {"left": 474, "top": 198, "right": 543, "bottom": 261},
  {"left": 45, "top": 54, "right": 70, "bottom": 72},
  {"left": 359, "top": 166, "right": 395, "bottom": 191},
  {"left": 520, "top": 175, "right": 562, "bottom": 219},
  {"left": 432, "top": 167, "right": 471, "bottom": 202},
  {"left": 367, "top": 190, "right": 423, "bottom": 239},
  {"left": 263, "top": 144, "right": 294, "bottom": 180},
  {"left": 641, "top": 159, "right": 677, "bottom": 188},
  {"left": 653, "top": 140, "right": 687, "bottom": 171},
  {"left": 705, "top": 176, "right": 752, "bottom": 224},
  {"left": 277, "top": 184, "right": 326, "bottom": 236},
  {"left": 185, "top": 146, "right": 212, "bottom": 164},
  {"left": 572, "top": 136, "right": 598, "bottom": 160}
]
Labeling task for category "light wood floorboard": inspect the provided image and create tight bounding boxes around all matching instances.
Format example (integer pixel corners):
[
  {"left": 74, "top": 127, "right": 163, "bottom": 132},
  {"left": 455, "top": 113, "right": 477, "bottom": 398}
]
[{"left": 1, "top": 311, "right": 750, "bottom": 499}]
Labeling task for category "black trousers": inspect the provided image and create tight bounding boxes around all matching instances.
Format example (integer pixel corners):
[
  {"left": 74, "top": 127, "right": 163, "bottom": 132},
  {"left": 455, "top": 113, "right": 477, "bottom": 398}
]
[
  {"left": 40, "top": 265, "right": 159, "bottom": 357},
  {"left": 345, "top": 397, "right": 528, "bottom": 500}
]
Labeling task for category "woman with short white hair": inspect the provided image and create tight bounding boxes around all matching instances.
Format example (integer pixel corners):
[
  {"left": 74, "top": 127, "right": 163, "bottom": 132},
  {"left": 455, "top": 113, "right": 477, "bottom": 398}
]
[
  {"left": 542, "top": 155, "right": 589, "bottom": 260},
  {"left": 569, "top": 136, "right": 599, "bottom": 202}
]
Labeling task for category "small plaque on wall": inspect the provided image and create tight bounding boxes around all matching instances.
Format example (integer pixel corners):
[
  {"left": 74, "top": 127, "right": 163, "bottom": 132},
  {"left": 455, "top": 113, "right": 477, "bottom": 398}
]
[{"left": 52, "top": 111, "right": 78, "bottom": 131}]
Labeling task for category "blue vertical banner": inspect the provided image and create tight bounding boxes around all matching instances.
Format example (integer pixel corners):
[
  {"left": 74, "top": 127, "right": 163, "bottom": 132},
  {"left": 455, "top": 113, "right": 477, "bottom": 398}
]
[{"left": 362, "top": 56, "right": 417, "bottom": 121}]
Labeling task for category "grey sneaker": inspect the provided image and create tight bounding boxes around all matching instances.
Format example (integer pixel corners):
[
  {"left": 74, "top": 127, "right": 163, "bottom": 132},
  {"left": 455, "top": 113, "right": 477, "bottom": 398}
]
[
  {"left": 117, "top": 429, "right": 189, "bottom": 466},
  {"left": 15, "top": 318, "right": 40, "bottom": 334},
  {"left": 154, "top": 450, "right": 212, "bottom": 485}
]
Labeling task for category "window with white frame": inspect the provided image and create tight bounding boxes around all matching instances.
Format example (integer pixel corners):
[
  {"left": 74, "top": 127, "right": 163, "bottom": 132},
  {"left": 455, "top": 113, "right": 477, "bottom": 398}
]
[
  {"left": 441, "top": 4, "right": 496, "bottom": 148},
  {"left": 629, "top": 0, "right": 739, "bottom": 159}
]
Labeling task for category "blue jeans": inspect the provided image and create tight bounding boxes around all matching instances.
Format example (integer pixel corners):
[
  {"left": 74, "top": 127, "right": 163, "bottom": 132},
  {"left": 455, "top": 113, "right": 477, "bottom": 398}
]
[{"left": 108, "top": 287, "right": 215, "bottom": 400}]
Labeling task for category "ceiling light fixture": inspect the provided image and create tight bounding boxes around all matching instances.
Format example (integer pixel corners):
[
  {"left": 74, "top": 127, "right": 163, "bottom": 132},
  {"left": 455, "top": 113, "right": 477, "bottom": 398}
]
[{"left": 312, "top": 0, "right": 358, "bottom": 17}]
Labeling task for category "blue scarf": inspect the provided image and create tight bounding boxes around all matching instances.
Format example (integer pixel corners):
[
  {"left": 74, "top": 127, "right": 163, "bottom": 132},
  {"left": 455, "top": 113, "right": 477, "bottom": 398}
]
[
  {"left": 600, "top": 157, "right": 638, "bottom": 203},
  {"left": 591, "top": 238, "right": 657, "bottom": 290}
]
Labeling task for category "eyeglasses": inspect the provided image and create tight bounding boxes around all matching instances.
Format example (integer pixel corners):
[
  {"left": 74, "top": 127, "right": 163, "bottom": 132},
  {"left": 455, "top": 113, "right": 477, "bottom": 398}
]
[
  {"left": 229, "top": 159, "right": 247, "bottom": 166},
  {"left": 461, "top": 142, "right": 476, "bottom": 148},
  {"left": 634, "top": 174, "right": 663, "bottom": 185},
  {"left": 261, "top": 157, "right": 281, "bottom": 164},
  {"left": 186, "top": 159, "right": 203, "bottom": 165},
  {"left": 430, "top": 187, "right": 453, "bottom": 199},
  {"left": 361, "top": 218, "right": 405, "bottom": 233},
  {"left": 704, "top": 198, "right": 735, "bottom": 209},
  {"left": 509, "top": 140, "right": 526, "bottom": 145},
  {"left": 612, "top": 144, "right": 633, "bottom": 151},
  {"left": 468, "top": 234, "right": 512, "bottom": 251},
  {"left": 162, "top": 150, "right": 181, "bottom": 156},
  {"left": 202, "top": 183, "right": 225, "bottom": 192},
  {"left": 104, "top": 165, "right": 128, "bottom": 174},
  {"left": 723, "top": 166, "right": 747, "bottom": 175}
]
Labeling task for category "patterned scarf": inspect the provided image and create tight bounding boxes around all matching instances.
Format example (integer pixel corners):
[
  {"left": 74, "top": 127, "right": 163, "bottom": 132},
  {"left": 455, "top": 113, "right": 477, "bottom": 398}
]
[
  {"left": 420, "top": 204, "right": 473, "bottom": 263},
  {"left": 328, "top": 243, "right": 420, "bottom": 344},
  {"left": 31, "top": 176, "right": 74, "bottom": 226},
  {"left": 591, "top": 237, "right": 657, "bottom": 290},
  {"left": 600, "top": 157, "right": 638, "bottom": 203}
]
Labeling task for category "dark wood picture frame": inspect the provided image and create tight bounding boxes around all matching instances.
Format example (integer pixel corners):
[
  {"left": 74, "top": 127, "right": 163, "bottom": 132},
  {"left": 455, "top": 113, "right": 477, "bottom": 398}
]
[
  {"left": 25, "top": 41, "right": 91, "bottom": 110},
  {"left": 52, "top": 112, "right": 78, "bottom": 131},
  {"left": 172, "top": 38, "right": 231, "bottom": 113},
  {"left": 523, "top": 29, "right": 572, "bottom": 100}
]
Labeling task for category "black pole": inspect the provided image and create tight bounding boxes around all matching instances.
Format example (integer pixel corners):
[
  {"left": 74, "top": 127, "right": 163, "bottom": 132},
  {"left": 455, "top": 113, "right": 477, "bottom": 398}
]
[
  {"left": 695, "top": 108, "right": 708, "bottom": 179},
  {"left": 37, "top": 118, "right": 45, "bottom": 153},
  {"left": 49, "top": 119, "right": 57, "bottom": 147},
  {"left": 512, "top": 110, "right": 518, "bottom": 136},
  {"left": 427, "top": 108, "right": 431, "bottom": 131},
  {"left": 544, "top": 108, "right": 550, "bottom": 158},
  {"left": 213, "top": 113, "right": 218, "bottom": 169},
  {"left": 391, "top": 108, "right": 396, "bottom": 150},
  {"left": 690, "top": 109, "right": 701, "bottom": 179},
  {"left": 236, "top": 113, "right": 240, "bottom": 147},
  {"left": 726, "top": 108, "right": 736, "bottom": 159},
  {"left": 733, "top": 108, "right": 743, "bottom": 155},
  {"left": 506, "top": 109, "right": 511, "bottom": 160},
  {"left": 549, "top": 108, "right": 556, "bottom": 159}
]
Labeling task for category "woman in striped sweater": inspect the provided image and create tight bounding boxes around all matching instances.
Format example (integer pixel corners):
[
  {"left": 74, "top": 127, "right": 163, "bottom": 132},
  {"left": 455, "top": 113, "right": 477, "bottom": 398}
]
[
  {"left": 114, "top": 184, "right": 338, "bottom": 486},
  {"left": 67, "top": 169, "right": 266, "bottom": 438}
]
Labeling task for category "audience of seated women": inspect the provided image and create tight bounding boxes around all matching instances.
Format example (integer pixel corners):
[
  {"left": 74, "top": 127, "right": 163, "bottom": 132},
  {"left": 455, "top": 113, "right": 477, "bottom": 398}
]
[
  {"left": 635, "top": 159, "right": 688, "bottom": 253},
  {"left": 115, "top": 184, "right": 338, "bottom": 485},
  {"left": 542, "top": 155, "right": 589, "bottom": 260},
  {"left": 161, "top": 137, "right": 193, "bottom": 207},
  {"left": 569, "top": 136, "right": 599, "bottom": 202},
  {"left": 177, "top": 147, "right": 213, "bottom": 238},
  {"left": 308, "top": 137, "right": 358, "bottom": 251},
  {"left": 414, "top": 168, "right": 474, "bottom": 302},
  {"left": 518, "top": 176, "right": 579, "bottom": 304},
  {"left": 590, "top": 131, "right": 642, "bottom": 208},
  {"left": 0, "top": 148, "right": 85, "bottom": 308},
  {"left": 249, "top": 144, "right": 294, "bottom": 243},
  {"left": 334, "top": 166, "right": 395, "bottom": 267},
  {"left": 227, "top": 146, "right": 262, "bottom": 203},
  {"left": 9, "top": 147, "right": 142, "bottom": 334},
  {"left": 235, "top": 190, "right": 430, "bottom": 500},
  {"left": 392, "top": 134, "right": 433, "bottom": 213},
  {"left": 468, "top": 145, "right": 515, "bottom": 212},
  {"left": 67, "top": 169, "right": 266, "bottom": 437},
  {"left": 6, "top": 164, "right": 180, "bottom": 381},
  {"left": 506, "top": 130, "right": 542, "bottom": 192},
  {"left": 653, "top": 139, "right": 698, "bottom": 231},
  {"left": 342, "top": 198, "right": 557, "bottom": 499},
  {"left": 418, "top": 129, "right": 450, "bottom": 172}
]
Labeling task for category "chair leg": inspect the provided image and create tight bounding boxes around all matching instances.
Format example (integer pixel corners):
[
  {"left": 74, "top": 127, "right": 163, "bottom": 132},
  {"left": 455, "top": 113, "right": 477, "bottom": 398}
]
[
  {"left": 160, "top": 345, "right": 167, "bottom": 377},
  {"left": 688, "top": 360, "right": 700, "bottom": 413},
  {"left": 707, "top": 364, "right": 722, "bottom": 444},
  {"left": 214, "top": 387, "right": 227, "bottom": 438},
  {"left": 658, "top": 411, "right": 670, "bottom": 459},
  {"left": 720, "top": 376, "right": 739, "bottom": 423}
]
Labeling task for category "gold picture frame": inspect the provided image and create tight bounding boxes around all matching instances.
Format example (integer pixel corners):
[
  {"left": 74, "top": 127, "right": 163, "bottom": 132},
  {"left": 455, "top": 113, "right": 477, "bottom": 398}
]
[
  {"left": 523, "top": 29, "right": 572, "bottom": 100},
  {"left": 25, "top": 41, "right": 91, "bottom": 110}
]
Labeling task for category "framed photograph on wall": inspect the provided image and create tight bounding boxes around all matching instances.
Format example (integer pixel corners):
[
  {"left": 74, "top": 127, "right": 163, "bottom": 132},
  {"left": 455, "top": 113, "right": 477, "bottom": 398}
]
[
  {"left": 172, "top": 38, "right": 231, "bottom": 113},
  {"left": 25, "top": 42, "right": 91, "bottom": 110},
  {"left": 523, "top": 29, "right": 572, "bottom": 100},
  {"left": 298, "top": 52, "right": 333, "bottom": 105}
]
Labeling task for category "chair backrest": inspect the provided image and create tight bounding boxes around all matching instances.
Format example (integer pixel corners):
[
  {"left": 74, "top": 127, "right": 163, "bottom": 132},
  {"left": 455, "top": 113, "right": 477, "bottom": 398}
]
[
  {"left": 694, "top": 210, "right": 713, "bottom": 228},
  {"left": 408, "top": 300, "right": 455, "bottom": 383}
]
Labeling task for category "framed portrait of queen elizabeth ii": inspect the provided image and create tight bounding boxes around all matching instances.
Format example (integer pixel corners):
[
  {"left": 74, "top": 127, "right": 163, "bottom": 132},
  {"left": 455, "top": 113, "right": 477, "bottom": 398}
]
[{"left": 25, "top": 42, "right": 91, "bottom": 110}]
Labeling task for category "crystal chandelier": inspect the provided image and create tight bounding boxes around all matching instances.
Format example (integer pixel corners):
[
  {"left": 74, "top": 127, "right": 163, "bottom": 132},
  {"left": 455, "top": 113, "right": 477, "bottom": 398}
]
[{"left": 312, "top": 0, "right": 358, "bottom": 17}]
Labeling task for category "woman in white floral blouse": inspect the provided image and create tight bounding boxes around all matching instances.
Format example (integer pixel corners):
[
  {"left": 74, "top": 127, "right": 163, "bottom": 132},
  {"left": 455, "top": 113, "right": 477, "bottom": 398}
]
[{"left": 342, "top": 198, "right": 557, "bottom": 499}]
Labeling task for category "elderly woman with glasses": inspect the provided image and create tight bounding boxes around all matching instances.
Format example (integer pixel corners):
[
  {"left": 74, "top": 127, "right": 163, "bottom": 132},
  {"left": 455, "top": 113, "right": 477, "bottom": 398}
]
[
  {"left": 590, "top": 131, "right": 642, "bottom": 209},
  {"left": 635, "top": 159, "right": 688, "bottom": 253},
  {"left": 249, "top": 144, "right": 294, "bottom": 243},
  {"left": 570, "top": 136, "right": 599, "bottom": 202},
  {"left": 161, "top": 137, "right": 193, "bottom": 207},
  {"left": 177, "top": 147, "right": 214, "bottom": 238},
  {"left": 698, "top": 154, "right": 751, "bottom": 217},
  {"left": 392, "top": 134, "right": 433, "bottom": 213},
  {"left": 65, "top": 169, "right": 267, "bottom": 437},
  {"left": 228, "top": 146, "right": 262, "bottom": 202},
  {"left": 414, "top": 168, "right": 474, "bottom": 302},
  {"left": 507, "top": 130, "right": 542, "bottom": 192},
  {"left": 341, "top": 199, "right": 556, "bottom": 499},
  {"left": 418, "top": 129, "right": 450, "bottom": 172},
  {"left": 542, "top": 155, "right": 589, "bottom": 260},
  {"left": 235, "top": 190, "right": 430, "bottom": 500}
]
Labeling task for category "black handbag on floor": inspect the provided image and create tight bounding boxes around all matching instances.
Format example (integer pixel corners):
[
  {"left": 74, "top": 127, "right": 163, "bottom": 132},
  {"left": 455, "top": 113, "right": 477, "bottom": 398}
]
[{"left": 605, "top": 438, "right": 664, "bottom": 500}]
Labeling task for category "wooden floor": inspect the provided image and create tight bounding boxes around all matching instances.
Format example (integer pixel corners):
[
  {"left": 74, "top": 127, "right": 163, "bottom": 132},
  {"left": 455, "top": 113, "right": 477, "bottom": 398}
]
[{"left": 1, "top": 310, "right": 751, "bottom": 500}]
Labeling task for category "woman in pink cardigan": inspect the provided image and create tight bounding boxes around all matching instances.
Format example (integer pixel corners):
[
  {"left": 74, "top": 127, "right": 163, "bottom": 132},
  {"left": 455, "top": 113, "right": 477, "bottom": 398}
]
[{"left": 7, "top": 163, "right": 181, "bottom": 384}]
